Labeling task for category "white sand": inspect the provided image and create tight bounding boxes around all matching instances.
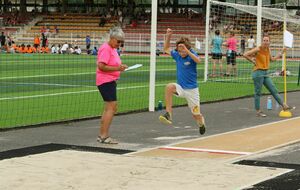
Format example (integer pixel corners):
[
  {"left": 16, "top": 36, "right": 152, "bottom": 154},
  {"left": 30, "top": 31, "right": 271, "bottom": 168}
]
[{"left": 0, "top": 150, "right": 289, "bottom": 190}]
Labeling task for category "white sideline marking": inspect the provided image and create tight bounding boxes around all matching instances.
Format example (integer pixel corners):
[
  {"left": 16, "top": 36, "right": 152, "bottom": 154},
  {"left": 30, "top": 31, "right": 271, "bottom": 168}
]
[
  {"left": 0, "top": 68, "right": 178, "bottom": 80},
  {"left": 154, "top": 136, "right": 196, "bottom": 140},
  {"left": 0, "top": 90, "right": 98, "bottom": 101},
  {"left": 160, "top": 146, "right": 252, "bottom": 155},
  {"left": 0, "top": 84, "right": 166, "bottom": 101},
  {"left": 1, "top": 82, "right": 94, "bottom": 88},
  {"left": 0, "top": 72, "right": 94, "bottom": 80}
]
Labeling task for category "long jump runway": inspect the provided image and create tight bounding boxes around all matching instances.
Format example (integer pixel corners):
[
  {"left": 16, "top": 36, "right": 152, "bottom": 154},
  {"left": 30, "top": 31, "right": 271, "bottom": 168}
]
[{"left": 133, "top": 117, "right": 300, "bottom": 160}]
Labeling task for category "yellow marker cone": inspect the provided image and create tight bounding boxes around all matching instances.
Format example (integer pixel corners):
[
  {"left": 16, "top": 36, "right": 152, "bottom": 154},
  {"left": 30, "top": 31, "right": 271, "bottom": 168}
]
[{"left": 279, "top": 110, "right": 292, "bottom": 118}]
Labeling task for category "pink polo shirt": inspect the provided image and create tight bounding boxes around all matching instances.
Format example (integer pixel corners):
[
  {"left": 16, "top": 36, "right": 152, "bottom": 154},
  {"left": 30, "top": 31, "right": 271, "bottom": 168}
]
[
  {"left": 227, "top": 37, "right": 238, "bottom": 52},
  {"left": 96, "top": 42, "right": 121, "bottom": 86}
]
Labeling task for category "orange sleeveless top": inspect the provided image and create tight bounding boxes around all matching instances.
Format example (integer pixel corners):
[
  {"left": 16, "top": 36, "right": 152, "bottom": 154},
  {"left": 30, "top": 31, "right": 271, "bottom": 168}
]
[{"left": 254, "top": 46, "right": 270, "bottom": 71}]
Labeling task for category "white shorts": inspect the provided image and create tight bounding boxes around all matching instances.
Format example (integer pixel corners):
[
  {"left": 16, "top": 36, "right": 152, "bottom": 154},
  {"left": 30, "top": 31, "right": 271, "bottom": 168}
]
[{"left": 173, "top": 83, "right": 201, "bottom": 115}]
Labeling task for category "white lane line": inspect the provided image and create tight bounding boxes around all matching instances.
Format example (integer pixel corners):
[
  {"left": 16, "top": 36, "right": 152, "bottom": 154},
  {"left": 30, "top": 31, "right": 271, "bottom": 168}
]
[
  {"left": 0, "top": 72, "right": 94, "bottom": 80},
  {"left": 154, "top": 136, "right": 197, "bottom": 140},
  {"left": 159, "top": 146, "right": 252, "bottom": 156},
  {"left": 0, "top": 68, "right": 179, "bottom": 80},
  {"left": 1, "top": 82, "right": 94, "bottom": 88},
  {"left": 0, "top": 84, "right": 166, "bottom": 101}
]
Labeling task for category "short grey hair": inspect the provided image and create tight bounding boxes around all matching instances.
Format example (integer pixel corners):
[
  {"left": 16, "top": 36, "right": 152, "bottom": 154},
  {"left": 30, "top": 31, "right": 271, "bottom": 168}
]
[{"left": 109, "top": 27, "right": 125, "bottom": 40}]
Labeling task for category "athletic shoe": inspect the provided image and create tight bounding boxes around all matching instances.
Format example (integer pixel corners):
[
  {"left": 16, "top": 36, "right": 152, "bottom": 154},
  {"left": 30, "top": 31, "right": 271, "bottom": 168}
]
[
  {"left": 198, "top": 123, "right": 206, "bottom": 135},
  {"left": 283, "top": 105, "right": 296, "bottom": 111},
  {"left": 159, "top": 112, "right": 172, "bottom": 125},
  {"left": 256, "top": 111, "right": 267, "bottom": 117},
  {"left": 97, "top": 136, "right": 118, "bottom": 144}
]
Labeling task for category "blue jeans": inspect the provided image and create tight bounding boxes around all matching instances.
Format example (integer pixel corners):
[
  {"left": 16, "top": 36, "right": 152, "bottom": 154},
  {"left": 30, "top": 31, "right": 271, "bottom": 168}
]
[{"left": 252, "top": 70, "right": 283, "bottom": 110}]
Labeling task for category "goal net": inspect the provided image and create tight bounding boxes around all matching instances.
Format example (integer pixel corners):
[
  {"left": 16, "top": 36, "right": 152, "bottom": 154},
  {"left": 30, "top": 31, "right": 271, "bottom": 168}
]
[{"left": 205, "top": 0, "right": 300, "bottom": 85}]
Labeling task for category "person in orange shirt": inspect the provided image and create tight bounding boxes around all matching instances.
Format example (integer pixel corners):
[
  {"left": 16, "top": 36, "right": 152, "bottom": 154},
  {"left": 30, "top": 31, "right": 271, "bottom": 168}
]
[
  {"left": 36, "top": 45, "right": 41, "bottom": 53},
  {"left": 23, "top": 45, "right": 29, "bottom": 53},
  {"left": 243, "top": 35, "right": 292, "bottom": 117},
  {"left": 19, "top": 44, "right": 26, "bottom": 53},
  {"left": 32, "top": 46, "right": 37, "bottom": 53},
  {"left": 15, "top": 45, "right": 21, "bottom": 53},
  {"left": 34, "top": 36, "right": 40, "bottom": 48},
  {"left": 41, "top": 46, "right": 50, "bottom": 53},
  {"left": 26, "top": 45, "right": 33, "bottom": 53},
  {"left": 44, "top": 46, "right": 50, "bottom": 53},
  {"left": 12, "top": 42, "right": 17, "bottom": 51}
]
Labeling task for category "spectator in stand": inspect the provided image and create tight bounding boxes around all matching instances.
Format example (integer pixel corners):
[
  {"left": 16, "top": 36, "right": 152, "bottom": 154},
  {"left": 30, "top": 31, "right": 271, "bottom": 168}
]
[
  {"left": 117, "top": 8, "right": 123, "bottom": 26},
  {"left": 7, "top": 36, "right": 12, "bottom": 45},
  {"left": 0, "top": 32, "right": 6, "bottom": 47},
  {"left": 160, "top": 0, "right": 166, "bottom": 13},
  {"left": 32, "top": 45, "right": 37, "bottom": 53},
  {"left": 40, "top": 26, "right": 46, "bottom": 35},
  {"left": 247, "top": 35, "right": 255, "bottom": 50},
  {"left": 92, "top": 46, "right": 98, "bottom": 55},
  {"left": 36, "top": 45, "right": 42, "bottom": 53},
  {"left": 74, "top": 46, "right": 82, "bottom": 55},
  {"left": 166, "top": 0, "right": 172, "bottom": 13},
  {"left": 86, "top": 35, "right": 91, "bottom": 54},
  {"left": 54, "top": 25, "right": 59, "bottom": 35},
  {"left": 41, "top": 45, "right": 50, "bottom": 53},
  {"left": 51, "top": 44, "right": 57, "bottom": 54},
  {"left": 61, "top": 42, "right": 69, "bottom": 54},
  {"left": 7, "top": 41, "right": 15, "bottom": 53},
  {"left": 99, "top": 15, "right": 106, "bottom": 27},
  {"left": 45, "top": 26, "right": 50, "bottom": 37},
  {"left": 68, "top": 45, "right": 74, "bottom": 54},
  {"left": 41, "top": 33, "right": 47, "bottom": 47},
  {"left": 240, "top": 35, "right": 246, "bottom": 55},
  {"left": 34, "top": 35, "right": 40, "bottom": 48},
  {"left": 57, "top": 44, "right": 61, "bottom": 54},
  {"left": 131, "top": 19, "right": 137, "bottom": 28},
  {"left": 117, "top": 43, "right": 124, "bottom": 56},
  {"left": 26, "top": 45, "right": 33, "bottom": 53},
  {"left": 19, "top": 44, "right": 26, "bottom": 53}
]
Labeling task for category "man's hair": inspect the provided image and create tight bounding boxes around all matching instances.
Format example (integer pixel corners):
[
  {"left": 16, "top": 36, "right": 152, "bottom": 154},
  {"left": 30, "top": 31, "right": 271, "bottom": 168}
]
[
  {"left": 215, "top": 30, "right": 220, "bottom": 35},
  {"left": 176, "top": 36, "right": 192, "bottom": 50},
  {"left": 109, "top": 26, "right": 125, "bottom": 40}
]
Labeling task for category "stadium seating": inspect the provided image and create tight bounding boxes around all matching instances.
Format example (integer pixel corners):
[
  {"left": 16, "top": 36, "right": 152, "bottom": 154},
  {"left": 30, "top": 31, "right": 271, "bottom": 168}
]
[{"left": 12, "top": 13, "right": 118, "bottom": 50}]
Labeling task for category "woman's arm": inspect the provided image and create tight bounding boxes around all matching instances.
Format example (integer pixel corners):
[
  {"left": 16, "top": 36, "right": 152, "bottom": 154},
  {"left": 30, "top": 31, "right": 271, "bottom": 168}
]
[
  {"left": 243, "top": 47, "right": 259, "bottom": 65},
  {"left": 270, "top": 47, "right": 286, "bottom": 61},
  {"left": 98, "top": 62, "right": 127, "bottom": 72}
]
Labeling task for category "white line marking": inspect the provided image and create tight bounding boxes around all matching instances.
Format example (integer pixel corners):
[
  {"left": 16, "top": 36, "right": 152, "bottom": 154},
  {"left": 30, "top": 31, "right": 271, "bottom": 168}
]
[
  {"left": 0, "top": 72, "right": 94, "bottom": 80},
  {"left": 0, "top": 84, "right": 167, "bottom": 101},
  {"left": 1, "top": 82, "right": 94, "bottom": 88},
  {"left": 154, "top": 136, "right": 196, "bottom": 140},
  {"left": 160, "top": 146, "right": 252, "bottom": 155},
  {"left": 0, "top": 69, "right": 179, "bottom": 80}
]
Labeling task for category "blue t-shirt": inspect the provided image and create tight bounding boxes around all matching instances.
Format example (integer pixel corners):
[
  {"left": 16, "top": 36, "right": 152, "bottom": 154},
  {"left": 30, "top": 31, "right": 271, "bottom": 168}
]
[
  {"left": 211, "top": 35, "right": 223, "bottom": 54},
  {"left": 171, "top": 49, "right": 198, "bottom": 89}
]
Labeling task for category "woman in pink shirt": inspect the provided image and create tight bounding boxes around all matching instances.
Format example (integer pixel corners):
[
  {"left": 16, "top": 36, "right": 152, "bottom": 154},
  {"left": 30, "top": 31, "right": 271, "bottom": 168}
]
[
  {"left": 96, "top": 27, "right": 128, "bottom": 144},
  {"left": 223, "top": 31, "right": 238, "bottom": 76}
]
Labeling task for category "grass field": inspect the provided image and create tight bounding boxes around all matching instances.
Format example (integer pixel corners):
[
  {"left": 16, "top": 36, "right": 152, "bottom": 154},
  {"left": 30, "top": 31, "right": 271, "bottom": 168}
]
[{"left": 0, "top": 53, "right": 299, "bottom": 129}]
